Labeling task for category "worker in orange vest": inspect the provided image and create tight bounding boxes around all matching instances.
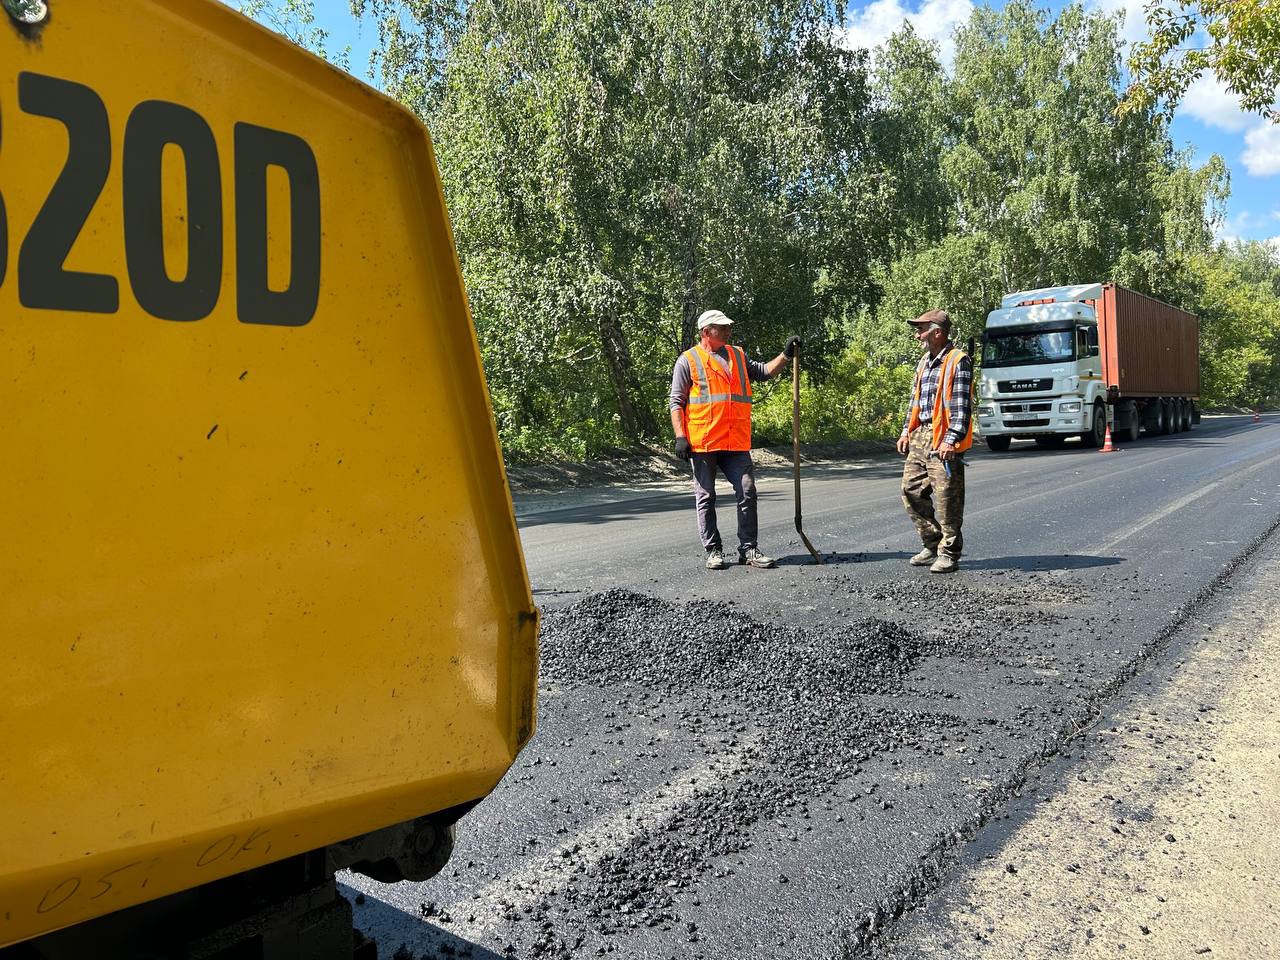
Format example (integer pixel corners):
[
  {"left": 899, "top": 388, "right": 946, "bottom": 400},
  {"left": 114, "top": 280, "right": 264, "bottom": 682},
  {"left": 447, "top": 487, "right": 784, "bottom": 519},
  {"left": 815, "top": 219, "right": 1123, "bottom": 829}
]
[
  {"left": 897, "top": 309, "right": 974, "bottom": 574},
  {"left": 670, "top": 309, "right": 800, "bottom": 570}
]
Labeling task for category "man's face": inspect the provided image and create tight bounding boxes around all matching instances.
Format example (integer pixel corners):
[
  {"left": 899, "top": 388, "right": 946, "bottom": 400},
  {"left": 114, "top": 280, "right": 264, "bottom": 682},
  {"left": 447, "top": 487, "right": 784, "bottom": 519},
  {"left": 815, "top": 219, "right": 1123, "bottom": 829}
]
[
  {"left": 702, "top": 323, "right": 732, "bottom": 347},
  {"left": 912, "top": 323, "right": 947, "bottom": 353}
]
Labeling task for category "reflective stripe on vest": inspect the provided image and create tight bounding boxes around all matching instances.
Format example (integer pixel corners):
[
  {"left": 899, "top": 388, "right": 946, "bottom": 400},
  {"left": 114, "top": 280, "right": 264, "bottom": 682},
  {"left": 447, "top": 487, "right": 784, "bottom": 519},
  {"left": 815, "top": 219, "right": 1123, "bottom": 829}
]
[
  {"left": 908, "top": 347, "right": 973, "bottom": 453},
  {"left": 683, "top": 345, "right": 753, "bottom": 452}
]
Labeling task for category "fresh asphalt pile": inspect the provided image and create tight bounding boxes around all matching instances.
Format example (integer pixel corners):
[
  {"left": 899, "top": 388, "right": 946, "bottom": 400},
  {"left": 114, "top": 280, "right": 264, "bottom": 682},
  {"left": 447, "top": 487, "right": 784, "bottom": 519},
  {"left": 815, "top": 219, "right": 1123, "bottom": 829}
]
[
  {"left": 541, "top": 588, "right": 933, "bottom": 697},
  {"left": 350, "top": 572, "right": 1108, "bottom": 960},
  {"left": 493, "top": 590, "right": 999, "bottom": 958}
]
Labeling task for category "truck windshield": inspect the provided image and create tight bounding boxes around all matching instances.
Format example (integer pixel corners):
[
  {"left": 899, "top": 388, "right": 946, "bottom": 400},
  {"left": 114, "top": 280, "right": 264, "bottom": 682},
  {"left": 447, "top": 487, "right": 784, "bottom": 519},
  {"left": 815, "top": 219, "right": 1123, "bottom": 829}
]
[{"left": 982, "top": 330, "right": 1075, "bottom": 368}]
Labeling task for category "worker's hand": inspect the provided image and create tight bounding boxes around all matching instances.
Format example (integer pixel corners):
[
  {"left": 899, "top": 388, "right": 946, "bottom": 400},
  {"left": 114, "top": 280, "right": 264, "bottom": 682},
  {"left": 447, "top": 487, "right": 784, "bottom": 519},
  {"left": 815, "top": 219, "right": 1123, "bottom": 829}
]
[
  {"left": 784, "top": 336, "right": 802, "bottom": 359},
  {"left": 896, "top": 433, "right": 910, "bottom": 456},
  {"left": 675, "top": 436, "right": 693, "bottom": 461},
  {"left": 937, "top": 442, "right": 956, "bottom": 461}
]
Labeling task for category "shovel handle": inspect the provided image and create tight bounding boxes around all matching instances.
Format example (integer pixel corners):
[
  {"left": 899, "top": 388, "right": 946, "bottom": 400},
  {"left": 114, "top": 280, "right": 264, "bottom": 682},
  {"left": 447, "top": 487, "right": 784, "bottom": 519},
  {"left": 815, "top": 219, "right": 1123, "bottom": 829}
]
[{"left": 791, "top": 346, "right": 822, "bottom": 564}]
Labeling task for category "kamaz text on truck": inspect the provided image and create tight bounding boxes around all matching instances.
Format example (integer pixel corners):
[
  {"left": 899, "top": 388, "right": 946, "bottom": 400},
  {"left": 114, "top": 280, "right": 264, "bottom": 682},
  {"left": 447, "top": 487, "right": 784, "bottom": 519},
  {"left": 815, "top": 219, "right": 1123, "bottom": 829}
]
[{"left": 976, "top": 283, "right": 1200, "bottom": 452}]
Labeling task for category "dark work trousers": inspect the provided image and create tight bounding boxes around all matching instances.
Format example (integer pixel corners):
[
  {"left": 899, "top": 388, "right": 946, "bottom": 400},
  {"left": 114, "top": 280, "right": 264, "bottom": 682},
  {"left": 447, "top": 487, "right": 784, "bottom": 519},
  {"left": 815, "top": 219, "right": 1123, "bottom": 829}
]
[{"left": 691, "top": 450, "right": 758, "bottom": 553}]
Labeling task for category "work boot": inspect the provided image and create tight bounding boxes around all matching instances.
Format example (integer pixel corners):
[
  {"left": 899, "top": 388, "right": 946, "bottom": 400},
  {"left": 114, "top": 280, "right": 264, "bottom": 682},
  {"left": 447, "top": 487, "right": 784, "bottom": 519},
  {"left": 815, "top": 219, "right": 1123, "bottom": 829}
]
[
  {"left": 739, "top": 547, "right": 777, "bottom": 569},
  {"left": 909, "top": 547, "right": 937, "bottom": 566},
  {"left": 705, "top": 547, "right": 729, "bottom": 570},
  {"left": 930, "top": 555, "right": 959, "bottom": 574}
]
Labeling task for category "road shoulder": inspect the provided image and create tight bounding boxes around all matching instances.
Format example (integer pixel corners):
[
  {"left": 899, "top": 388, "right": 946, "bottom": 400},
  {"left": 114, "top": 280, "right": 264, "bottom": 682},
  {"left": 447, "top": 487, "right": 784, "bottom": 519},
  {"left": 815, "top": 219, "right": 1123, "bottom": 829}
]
[{"left": 877, "top": 535, "right": 1280, "bottom": 958}]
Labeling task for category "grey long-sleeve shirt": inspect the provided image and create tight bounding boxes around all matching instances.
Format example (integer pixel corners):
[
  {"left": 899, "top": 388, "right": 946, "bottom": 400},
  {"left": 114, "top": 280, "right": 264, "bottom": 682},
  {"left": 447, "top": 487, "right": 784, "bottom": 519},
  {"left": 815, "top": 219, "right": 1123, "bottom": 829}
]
[{"left": 669, "top": 347, "right": 771, "bottom": 411}]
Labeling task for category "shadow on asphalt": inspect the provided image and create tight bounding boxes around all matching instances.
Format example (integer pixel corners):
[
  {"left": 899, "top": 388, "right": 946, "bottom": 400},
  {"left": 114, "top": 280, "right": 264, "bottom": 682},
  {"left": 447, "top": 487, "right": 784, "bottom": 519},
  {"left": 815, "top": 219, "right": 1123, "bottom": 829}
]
[
  {"left": 962, "top": 554, "right": 1122, "bottom": 571},
  {"left": 517, "top": 491, "right": 690, "bottom": 527},
  {"left": 348, "top": 886, "right": 508, "bottom": 960},
  {"left": 776, "top": 550, "right": 913, "bottom": 566},
  {"left": 777, "top": 552, "right": 1122, "bottom": 571},
  {"left": 517, "top": 484, "right": 792, "bottom": 528}
]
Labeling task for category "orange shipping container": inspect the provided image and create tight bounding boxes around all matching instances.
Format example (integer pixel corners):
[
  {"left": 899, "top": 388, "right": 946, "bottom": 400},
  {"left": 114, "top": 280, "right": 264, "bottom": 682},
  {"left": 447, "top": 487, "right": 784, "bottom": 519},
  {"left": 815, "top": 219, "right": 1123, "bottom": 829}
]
[{"left": 1097, "top": 284, "right": 1200, "bottom": 398}]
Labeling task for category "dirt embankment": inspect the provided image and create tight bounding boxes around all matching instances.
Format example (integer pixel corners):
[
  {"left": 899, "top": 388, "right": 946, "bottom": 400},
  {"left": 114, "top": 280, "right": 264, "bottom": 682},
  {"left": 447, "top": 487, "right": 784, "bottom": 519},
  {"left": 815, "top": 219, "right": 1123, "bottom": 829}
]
[{"left": 504, "top": 440, "right": 898, "bottom": 493}]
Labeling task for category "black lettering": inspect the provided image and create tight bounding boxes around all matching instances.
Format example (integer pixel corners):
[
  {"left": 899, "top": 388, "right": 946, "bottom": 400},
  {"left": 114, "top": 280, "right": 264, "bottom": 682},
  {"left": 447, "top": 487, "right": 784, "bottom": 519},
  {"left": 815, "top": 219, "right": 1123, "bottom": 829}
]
[
  {"left": 17, "top": 72, "right": 118, "bottom": 313},
  {"left": 234, "top": 122, "right": 320, "bottom": 327},
  {"left": 36, "top": 877, "right": 80, "bottom": 914},
  {"left": 196, "top": 834, "right": 237, "bottom": 868},
  {"left": 123, "top": 101, "right": 222, "bottom": 321},
  {"left": 231, "top": 827, "right": 271, "bottom": 860},
  {"left": 88, "top": 861, "right": 143, "bottom": 900},
  {"left": 1, "top": 101, "right": 7, "bottom": 289}
]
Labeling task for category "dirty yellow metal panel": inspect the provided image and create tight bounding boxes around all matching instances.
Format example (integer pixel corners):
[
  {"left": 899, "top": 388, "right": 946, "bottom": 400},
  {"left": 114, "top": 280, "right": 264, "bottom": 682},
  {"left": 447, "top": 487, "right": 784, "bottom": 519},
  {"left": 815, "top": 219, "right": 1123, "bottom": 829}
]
[{"left": 0, "top": 0, "right": 537, "bottom": 944}]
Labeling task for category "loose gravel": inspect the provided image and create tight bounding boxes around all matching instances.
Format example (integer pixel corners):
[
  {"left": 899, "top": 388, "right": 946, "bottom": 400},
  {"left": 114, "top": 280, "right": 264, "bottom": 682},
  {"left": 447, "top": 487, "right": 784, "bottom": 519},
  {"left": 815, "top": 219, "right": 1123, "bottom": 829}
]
[{"left": 512, "top": 591, "right": 973, "bottom": 957}]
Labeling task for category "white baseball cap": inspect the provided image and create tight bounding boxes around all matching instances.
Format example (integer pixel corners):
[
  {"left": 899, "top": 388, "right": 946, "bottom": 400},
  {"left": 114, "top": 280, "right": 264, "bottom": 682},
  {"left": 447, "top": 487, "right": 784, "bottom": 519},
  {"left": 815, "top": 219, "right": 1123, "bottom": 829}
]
[{"left": 697, "top": 309, "right": 735, "bottom": 330}]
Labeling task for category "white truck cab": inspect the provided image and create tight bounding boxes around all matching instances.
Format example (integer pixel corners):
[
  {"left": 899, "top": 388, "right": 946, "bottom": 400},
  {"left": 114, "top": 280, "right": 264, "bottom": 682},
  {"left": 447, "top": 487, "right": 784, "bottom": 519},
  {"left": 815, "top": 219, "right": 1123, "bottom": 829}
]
[{"left": 976, "top": 283, "right": 1110, "bottom": 451}]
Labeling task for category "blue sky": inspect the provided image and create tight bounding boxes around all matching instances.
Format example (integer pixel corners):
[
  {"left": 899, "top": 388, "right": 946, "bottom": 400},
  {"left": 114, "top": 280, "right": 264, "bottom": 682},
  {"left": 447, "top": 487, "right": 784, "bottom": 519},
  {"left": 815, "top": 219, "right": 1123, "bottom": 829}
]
[{"left": 257, "top": 0, "right": 1279, "bottom": 250}]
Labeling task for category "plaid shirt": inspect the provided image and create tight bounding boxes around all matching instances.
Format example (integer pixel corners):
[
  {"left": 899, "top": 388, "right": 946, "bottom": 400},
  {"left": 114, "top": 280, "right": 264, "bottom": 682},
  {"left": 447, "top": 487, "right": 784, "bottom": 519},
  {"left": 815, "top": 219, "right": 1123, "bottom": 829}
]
[{"left": 901, "top": 342, "right": 973, "bottom": 447}]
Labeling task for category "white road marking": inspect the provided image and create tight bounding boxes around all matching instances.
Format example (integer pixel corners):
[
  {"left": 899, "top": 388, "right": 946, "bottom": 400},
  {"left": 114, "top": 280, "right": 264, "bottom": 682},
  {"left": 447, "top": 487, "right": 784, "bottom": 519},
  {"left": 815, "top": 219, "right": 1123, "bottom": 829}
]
[
  {"left": 1097, "top": 449, "right": 1280, "bottom": 553},
  {"left": 348, "top": 739, "right": 758, "bottom": 941}
]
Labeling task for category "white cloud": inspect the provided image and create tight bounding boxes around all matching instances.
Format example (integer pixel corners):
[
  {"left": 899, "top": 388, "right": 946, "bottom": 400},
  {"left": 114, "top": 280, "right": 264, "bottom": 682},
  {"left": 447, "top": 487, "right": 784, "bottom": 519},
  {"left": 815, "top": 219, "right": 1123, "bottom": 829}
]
[
  {"left": 838, "top": 0, "right": 974, "bottom": 69},
  {"left": 1217, "top": 211, "right": 1280, "bottom": 249},
  {"left": 1086, "top": 0, "right": 1149, "bottom": 45},
  {"left": 1243, "top": 122, "right": 1280, "bottom": 176},
  {"left": 1217, "top": 210, "right": 1250, "bottom": 246},
  {"left": 1180, "top": 75, "right": 1254, "bottom": 133}
]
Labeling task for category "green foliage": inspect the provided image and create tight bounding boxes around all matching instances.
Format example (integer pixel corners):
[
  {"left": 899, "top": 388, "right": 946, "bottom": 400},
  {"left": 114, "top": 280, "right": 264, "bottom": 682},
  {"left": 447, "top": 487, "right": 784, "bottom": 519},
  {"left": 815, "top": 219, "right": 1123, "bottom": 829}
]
[
  {"left": 752, "top": 349, "right": 917, "bottom": 444},
  {"left": 864, "top": 235, "right": 1005, "bottom": 363},
  {"left": 420, "top": 0, "right": 884, "bottom": 455},
  {"left": 941, "top": 2, "right": 1188, "bottom": 290},
  {"left": 868, "top": 28, "right": 955, "bottom": 261},
  {"left": 238, "top": 0, "right": 352, "bottom": 70},
  {"left": 1188, "top": 243, "right": 1280, "bottom": 408},
  {"left": 241, "top": 0, "right": 1280, "bottom": 457},
  {"left": 1123, "top": 0, "right": 1280, "bottom": 123}
]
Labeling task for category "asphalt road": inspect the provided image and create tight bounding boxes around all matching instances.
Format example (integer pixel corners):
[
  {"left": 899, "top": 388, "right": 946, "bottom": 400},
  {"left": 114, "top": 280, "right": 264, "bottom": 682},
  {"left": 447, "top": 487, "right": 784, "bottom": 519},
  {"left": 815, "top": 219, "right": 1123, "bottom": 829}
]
[
  {"left": 344, "top": 414, "right": 1280, "bottom": 960},
  {"left": 877, "top": 533, "right": 1280, "bottom": 958}
]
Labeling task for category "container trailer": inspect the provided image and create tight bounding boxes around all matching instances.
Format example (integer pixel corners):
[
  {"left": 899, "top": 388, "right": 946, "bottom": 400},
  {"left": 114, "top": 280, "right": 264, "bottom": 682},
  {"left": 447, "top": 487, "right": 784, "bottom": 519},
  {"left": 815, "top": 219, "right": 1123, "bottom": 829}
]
[{"left": 976, "top": 283, "right": 1200, "bottom": 451}]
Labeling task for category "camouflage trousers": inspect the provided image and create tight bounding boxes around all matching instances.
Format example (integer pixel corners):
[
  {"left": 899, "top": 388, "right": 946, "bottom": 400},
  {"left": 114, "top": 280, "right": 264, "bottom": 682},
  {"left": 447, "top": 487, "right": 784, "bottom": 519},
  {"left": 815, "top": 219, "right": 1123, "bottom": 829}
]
[{"left": 901, "top": 428, "right": 965, "bottom": 559}]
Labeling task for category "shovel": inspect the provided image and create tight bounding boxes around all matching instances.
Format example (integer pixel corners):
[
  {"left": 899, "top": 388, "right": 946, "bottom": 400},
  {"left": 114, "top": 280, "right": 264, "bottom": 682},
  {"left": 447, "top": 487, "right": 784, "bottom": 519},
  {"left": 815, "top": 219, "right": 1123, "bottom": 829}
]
[{"left": 791, "top": 344, "right": 823, "bottom": 564}]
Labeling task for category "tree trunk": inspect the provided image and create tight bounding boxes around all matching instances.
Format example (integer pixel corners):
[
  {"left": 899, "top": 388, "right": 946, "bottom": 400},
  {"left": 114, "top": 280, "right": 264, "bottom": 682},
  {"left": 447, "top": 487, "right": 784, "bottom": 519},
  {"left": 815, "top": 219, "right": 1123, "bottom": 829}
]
[
  {"left": 598, "top": 307, "right": 660, "bottom": 442},
  {"left": 679, "top": 230, "right": 702, "bottom": 350}
]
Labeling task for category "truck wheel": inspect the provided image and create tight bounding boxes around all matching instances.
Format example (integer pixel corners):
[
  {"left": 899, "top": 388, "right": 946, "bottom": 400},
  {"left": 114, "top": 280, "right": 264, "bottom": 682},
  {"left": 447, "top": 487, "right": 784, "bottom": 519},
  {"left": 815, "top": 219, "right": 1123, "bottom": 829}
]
[
  {"left": 1081, "top": 401, "right": 1106, "bottom": 447},
  {"left": 985, "top": 436, "right": 1012, "bottom": 452},
  {"left": 1154, "top": 399, "right": 1171, "bottom": 435},
  {"left": 1181, "top": 400, "right": 1193, "bottom": 431},
  {"left": 1120, "top": 401, "right": 1140, "bottom": 442}
]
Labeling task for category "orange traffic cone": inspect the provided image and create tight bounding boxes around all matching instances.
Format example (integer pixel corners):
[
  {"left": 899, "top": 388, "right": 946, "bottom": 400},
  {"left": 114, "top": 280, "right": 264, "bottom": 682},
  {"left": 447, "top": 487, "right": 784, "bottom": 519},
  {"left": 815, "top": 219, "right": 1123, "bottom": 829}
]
[
  {"left": 1253, "top": 409, "right": 1262, "bottom": 423},
  {"left": 1099, "top": 422, "right": 1116, "bottom": 452}
]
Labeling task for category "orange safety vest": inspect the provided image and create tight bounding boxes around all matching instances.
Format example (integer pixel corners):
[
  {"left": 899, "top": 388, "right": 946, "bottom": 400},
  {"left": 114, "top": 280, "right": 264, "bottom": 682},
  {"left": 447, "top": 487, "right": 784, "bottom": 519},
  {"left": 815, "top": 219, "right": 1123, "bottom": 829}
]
[
  {"left": 908, "top": 347, "right": 974, "bottom": 452},
  {"left": 682, "top": 344, "right": 753, "bottom": 452}
]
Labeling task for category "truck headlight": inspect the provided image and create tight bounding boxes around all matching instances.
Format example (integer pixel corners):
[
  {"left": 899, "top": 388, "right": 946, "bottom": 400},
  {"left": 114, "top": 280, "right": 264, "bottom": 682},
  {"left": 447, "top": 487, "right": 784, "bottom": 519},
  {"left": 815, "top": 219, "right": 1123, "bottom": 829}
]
[
  {"left": 1059, "top": 401, "right": 1082, "bottom": 413},
  {"left": 978, "top": 405, "right": 994, "bottom": 417}
]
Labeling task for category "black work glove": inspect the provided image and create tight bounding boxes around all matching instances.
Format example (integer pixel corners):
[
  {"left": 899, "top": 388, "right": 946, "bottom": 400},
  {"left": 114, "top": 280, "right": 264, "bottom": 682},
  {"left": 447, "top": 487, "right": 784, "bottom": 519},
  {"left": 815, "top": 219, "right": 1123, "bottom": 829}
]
[
  {"left": 784, "top": 335, "right": 802, "bottom": 359},
  {"left": 675, "top": 436, "right": 693, "bottom": 460}
]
